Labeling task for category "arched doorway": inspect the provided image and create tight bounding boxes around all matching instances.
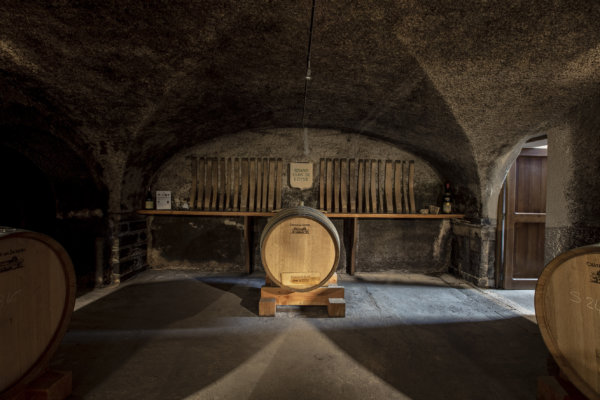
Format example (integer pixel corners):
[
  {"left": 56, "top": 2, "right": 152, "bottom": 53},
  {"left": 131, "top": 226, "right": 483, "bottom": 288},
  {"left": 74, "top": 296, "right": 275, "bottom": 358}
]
[
  {"left": 0, "top": 139, "right": 109, "bottom": 294},
  {"left": 0, "top": 147, "right": 56, "bottom": 235}
]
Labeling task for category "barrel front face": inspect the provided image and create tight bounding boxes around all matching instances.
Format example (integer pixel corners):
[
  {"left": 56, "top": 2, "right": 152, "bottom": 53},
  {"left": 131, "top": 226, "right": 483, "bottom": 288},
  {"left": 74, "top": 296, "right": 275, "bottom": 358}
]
[
  {"left": 0, "top": 231, "right": 75, "bottom": 395},
  {"left": 535, "top": 246, "right": 600, "bottom": 400},
  {"left": 261, "top": 208, "right": 339, "bottom": 292}
]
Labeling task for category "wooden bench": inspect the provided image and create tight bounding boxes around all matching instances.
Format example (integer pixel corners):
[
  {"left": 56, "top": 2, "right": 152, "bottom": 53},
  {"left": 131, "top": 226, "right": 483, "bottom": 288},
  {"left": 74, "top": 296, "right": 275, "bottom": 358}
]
[{"left": 139, "top": 156, "right": 464, "bottom": 274}]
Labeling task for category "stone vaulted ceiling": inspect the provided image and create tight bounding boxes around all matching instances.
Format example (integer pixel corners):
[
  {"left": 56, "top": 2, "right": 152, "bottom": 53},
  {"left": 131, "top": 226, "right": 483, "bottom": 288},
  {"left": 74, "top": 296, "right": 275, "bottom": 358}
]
[{"left": 1, "top": 1, "right": 599, "bottom": 214}]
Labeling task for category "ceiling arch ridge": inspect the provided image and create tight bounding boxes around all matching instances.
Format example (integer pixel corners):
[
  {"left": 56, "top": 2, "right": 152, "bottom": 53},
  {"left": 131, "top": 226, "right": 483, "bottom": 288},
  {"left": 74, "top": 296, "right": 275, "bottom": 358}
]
[{"left": 294, "top": 1, "right": 483, "bottom": 215}]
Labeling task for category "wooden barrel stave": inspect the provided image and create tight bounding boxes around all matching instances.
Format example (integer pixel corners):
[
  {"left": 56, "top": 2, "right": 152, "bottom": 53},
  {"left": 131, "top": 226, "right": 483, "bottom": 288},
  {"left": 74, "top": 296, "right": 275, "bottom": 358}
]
[
  {"left": 0, "top": 228, "right": 75, "bottom": 397},
  {"left": 535, "top": 244, "right": 600, "bottom": 400},
  {"left": 260, "top": 207, "right": 340, "bottom": 292}
]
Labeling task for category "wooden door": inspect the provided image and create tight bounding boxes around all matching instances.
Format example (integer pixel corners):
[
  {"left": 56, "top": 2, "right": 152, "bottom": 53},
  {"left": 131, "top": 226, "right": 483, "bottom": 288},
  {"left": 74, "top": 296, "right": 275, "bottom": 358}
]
[{"left": 500, "top": 147, "right": 547, "bottom": 289}]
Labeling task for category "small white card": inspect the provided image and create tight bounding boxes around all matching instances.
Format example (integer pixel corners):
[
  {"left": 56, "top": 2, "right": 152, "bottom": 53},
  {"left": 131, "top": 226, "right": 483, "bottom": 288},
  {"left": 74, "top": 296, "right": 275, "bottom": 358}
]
[
  {"left": 156, "top": 191, "right": 172, "bottom": 210},
  {"left": 289, "top": 162, "right": 313, "bottom": 189}
]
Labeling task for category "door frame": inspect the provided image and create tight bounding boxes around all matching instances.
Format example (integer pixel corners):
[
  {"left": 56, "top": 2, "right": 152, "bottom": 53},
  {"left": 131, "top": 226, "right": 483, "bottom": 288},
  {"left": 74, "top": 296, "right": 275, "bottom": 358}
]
[{"left": 496, "top": 146, "right": 547, "bottom": 289}]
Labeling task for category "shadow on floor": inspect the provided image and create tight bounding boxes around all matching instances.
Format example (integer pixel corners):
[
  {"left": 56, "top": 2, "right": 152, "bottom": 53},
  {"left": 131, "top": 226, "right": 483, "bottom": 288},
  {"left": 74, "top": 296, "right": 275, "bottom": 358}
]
[
  {"left": 50, "top": 273, "right": 549, "bottom": 400},
  {"left": 311, "top": 318, "right": 549, "bottom": 400},
  {"left": 53, "top": 276, "right": 279, "bottom": 399},
  {"left": 194, "top": 275, "right": 262, "bottom": 315}
]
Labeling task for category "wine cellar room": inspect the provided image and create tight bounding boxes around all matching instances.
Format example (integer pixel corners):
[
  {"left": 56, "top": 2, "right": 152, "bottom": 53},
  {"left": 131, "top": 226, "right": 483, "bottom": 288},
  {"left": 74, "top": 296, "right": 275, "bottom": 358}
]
[{"left": 1, "top": 2, "right": 600, "bottom": 400}]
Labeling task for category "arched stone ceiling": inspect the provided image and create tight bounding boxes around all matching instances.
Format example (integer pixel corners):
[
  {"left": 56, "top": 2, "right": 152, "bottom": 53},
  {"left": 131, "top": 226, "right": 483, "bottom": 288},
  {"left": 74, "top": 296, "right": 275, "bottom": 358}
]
[{"left": 1, "top": 1, "right": 599, "bottom": 215}]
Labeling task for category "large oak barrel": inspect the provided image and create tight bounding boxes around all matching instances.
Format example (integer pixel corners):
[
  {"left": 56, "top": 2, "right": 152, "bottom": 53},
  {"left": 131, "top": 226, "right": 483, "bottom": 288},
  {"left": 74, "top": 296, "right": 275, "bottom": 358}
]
[
  {"left": 535, "top": 244, "right": 600, "bottom": 400},
  {"left": 0, "top": 228, "right": 76, "bottom": 397},
  {"left": 260, "top": 206, "right": 340, "bottom": 292}
]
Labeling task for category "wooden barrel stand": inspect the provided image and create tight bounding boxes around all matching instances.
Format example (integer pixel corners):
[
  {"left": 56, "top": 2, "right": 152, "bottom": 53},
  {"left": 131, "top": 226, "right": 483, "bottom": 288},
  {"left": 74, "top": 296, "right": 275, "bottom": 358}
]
[
  {"left": 258, "top": 207, "right": 345, "bottom": 317},
  {"left": 537, "top": 374, "right": 588, "bottom": 400},
  {"left": 259, "top": 273, "right": 345, "bottom": 317},
  {"left": 3, "top": 370, "right": 73, "bottom": 400}
]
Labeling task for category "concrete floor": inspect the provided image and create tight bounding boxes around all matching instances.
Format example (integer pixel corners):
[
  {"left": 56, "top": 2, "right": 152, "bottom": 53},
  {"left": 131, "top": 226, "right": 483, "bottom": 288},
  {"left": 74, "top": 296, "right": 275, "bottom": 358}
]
[{"left": 52, "top": 270, "right": 548, "bottom": 400}]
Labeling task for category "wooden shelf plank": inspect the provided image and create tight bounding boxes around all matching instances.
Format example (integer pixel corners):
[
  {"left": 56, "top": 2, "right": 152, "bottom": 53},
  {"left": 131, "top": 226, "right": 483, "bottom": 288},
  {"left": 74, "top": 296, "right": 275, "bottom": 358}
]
[{"left": 137, "top": 209, "right": 464, "bottom": 219}]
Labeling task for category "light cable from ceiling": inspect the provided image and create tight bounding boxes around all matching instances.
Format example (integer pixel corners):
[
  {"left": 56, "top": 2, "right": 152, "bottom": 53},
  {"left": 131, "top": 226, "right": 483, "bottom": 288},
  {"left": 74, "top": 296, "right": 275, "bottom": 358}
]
[{"left": 301, "top": 0, "right": 316, "bottom": 129}]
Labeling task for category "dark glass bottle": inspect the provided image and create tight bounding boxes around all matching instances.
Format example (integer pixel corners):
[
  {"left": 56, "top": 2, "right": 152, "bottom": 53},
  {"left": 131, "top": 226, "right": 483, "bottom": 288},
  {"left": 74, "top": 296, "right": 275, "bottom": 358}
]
[
  {"left": 144, "top": 188, "right": 154, "bottom": 210},
  {"left": 442, "top": 182, "right": 453, "bottom": 214}
]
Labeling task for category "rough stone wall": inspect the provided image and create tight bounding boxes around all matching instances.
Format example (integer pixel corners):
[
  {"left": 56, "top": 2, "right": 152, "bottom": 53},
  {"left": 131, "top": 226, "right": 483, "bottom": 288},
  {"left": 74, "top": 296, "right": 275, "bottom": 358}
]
[
  {"left": 545, "top": 96, "right": 600, "bottom": 263},
  {"left": 450, "top": 220, "right": 496, "bottom": 287},
  {"left": 148, "top": 215, "right": 245, "bottom": 272},
  {"left": 357, "top": 219, "right": 452, "bottom": 274},
  {"left": 149, "top": 128, "right": 452, "bottom": 273},
  {"left": 3, "top": 1, "right": 600, "bottom": 288},
  {"left": 154, "top": 128, "right": 442, "bottom": 210}
]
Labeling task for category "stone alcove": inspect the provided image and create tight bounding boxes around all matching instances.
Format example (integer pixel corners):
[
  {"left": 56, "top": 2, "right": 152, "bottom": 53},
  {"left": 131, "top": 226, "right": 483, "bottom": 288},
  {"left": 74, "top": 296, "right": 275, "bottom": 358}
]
[{"left": 147, "top": 128, "right": 455, "bottom": 275}]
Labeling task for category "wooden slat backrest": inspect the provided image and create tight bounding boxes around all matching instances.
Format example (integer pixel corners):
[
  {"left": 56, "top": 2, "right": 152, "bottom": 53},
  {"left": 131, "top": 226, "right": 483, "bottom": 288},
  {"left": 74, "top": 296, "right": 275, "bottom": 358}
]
[
  {"left": 218, "top": 158, "right": 225, "bottom": 211},
  {"left": 349, "top": 159, "right": 357, "bottom": 213},
  {"left": 255, "top": 158, "right": 262, "bottom": 212},
  {"left": 204, "top": 158, "right": 212, "bottom": 210},
  {"left": 261, "top": 158, "right": 269, "bottom": 212},
  {"left": 357, "top": 160, "right": 364, "bottom": 213},
  {"left": 190, "top": 157, "right": 197, "bottom": 209},
  {"left": 408, "top": 160, "right": 416, "bottom": 213},
  {"left": 267, "top": 159, "right": 275, "bottom": 211},
  {"left": 326, "top": 159, "right": 333, "bottom": 212},
  {"left": 402, "top": 161, "right": 409, "bottom": 213},
  {"left": 249, "top": 158, "right": 257, "bottom": 212},
  {"left": 225, "top": 158, "right": 232, "bottom": 210},
  {"left": 318, "top": 158, "right": 416, "bottom": 214},
  {"left": 275, "top": 158, "right": 283, "bottom": 210},
  {"left": 240, "top": 158, "right": 249, "bottom": 211},
  {"left": 370, "top": 160, "right": 378, "bottom": 213},
  {"left": 211, "top": 158, "right": 218, "bottom": 210},
  {"left": 187, "top": 156, "right": 417, "bottom": 214},
  {"left": 364, "top": 160, "right": 371, "bottom": 213},
  {"left": 319, "top": 159, "right": 325, "bottom": 210},
  {"left": 394, "top": 161, "right": 402, "bottom": 213},
  {"left": 197, "top": 158, "right": 205, "bottom": 209},
  {"left": 233, "top": 158, "right": 240, "bottom": 211},
  {"left": 340, "top": 159, "right": 348, "bottom": 213},
  {"left": 385, "top": 161, "right": 393, "bottom": 213}
]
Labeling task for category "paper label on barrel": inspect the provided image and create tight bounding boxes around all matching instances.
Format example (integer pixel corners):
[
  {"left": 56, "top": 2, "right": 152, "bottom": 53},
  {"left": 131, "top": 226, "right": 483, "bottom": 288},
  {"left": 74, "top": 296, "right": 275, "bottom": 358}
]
[
  {"left": 0, "top": 247, "right": 25, "bottom": 274},
  {"left": 281, "top": 272, "right": 322, "bottom": 287},
  {"left": 588, "top": 259, "right": 600, "bottom": 284}
]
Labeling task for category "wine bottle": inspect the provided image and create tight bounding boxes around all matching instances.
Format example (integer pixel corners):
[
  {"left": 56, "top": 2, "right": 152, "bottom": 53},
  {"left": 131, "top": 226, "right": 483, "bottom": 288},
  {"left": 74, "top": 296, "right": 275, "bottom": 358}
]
[
  {"left": 442, "top": 182, "right": 453, "bottom": 214},
  {"left": 144, "top": 188, "right": 154, "bottom": 209}
]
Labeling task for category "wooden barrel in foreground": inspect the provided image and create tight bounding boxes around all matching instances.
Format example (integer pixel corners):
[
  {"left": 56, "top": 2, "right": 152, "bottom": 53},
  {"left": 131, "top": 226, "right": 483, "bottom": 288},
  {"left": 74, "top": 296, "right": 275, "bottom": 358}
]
[
  {"left": 535, "top": 244, "right": 600, "bottom": 400},
  {"left": 260, "top": 206, "right": 340, "bottom": 292},
  {"left": 0, "top": 228, "right": 76, "bottom": 397}
]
